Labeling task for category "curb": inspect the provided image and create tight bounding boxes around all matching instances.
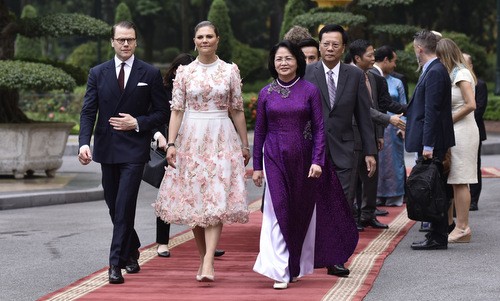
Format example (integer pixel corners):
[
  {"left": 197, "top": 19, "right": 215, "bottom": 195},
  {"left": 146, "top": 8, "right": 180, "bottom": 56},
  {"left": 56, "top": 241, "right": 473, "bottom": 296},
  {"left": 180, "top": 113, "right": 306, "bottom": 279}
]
[{"left": 0, "top": 186, "right": 103, "bottom": 210}]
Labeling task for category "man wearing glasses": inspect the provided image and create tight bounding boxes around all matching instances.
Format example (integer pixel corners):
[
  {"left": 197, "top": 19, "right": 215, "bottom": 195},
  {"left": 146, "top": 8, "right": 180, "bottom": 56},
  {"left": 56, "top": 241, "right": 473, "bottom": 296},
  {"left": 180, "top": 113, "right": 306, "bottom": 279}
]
[
  {"left": 304, "top": 24, "right": 376, "bottom": 277},
  {"left": 78, "top": 21, "right": 168, "bottom": 284}
]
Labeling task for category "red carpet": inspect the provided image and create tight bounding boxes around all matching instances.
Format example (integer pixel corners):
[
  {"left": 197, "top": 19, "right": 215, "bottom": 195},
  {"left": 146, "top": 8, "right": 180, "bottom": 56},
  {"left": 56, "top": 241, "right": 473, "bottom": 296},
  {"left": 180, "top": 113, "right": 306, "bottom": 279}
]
[{"left": 40, "top": 201, "right": 414, "bottom": 301}]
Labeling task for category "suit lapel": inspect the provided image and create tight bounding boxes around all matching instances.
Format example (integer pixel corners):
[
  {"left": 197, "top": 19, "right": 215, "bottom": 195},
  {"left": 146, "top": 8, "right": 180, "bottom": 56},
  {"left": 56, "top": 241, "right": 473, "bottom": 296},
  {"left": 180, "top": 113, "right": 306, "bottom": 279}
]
[
  {"left": 335, "top": 63, "right": 349, "bottom": 110},
  {"left": 313, "top": 62, "right": 331, "bottom": 111},
  {"left": 409, "top": 59, "right": 438, "bottom": 106},
  {"left": 114, "top": 59, "right": 145, "bottom": 113},
  {"left": 104, "top": 60, "right": 121, "bottom": 99},
  {"left": 368, "top": 73, "right": 377, "bottom": 108}
]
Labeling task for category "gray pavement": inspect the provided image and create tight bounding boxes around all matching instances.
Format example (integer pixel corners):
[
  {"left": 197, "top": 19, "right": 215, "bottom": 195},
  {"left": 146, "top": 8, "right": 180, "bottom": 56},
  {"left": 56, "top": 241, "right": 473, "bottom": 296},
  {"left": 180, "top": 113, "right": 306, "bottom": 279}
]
[{"left": 1, "top": 134, "right": 500, "bottom": 300}]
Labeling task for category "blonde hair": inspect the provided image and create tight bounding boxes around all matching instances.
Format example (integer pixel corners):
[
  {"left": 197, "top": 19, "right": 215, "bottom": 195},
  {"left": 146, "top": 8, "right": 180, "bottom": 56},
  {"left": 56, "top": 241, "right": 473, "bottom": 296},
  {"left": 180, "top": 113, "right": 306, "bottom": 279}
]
[{"left": 436, "top": 38, "right": 477, "bottom": 84}]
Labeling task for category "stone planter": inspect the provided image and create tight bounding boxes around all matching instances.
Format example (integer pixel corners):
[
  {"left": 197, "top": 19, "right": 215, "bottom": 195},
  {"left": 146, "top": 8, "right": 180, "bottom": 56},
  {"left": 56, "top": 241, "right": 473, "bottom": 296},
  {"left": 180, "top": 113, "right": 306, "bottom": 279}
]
[{"left": 0, "top": 122, "right": 74, "bottom": 179}]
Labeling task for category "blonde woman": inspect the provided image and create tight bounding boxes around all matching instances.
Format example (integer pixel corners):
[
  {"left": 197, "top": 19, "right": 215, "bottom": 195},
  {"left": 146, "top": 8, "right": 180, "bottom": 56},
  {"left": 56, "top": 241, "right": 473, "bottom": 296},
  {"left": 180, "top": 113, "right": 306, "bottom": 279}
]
[{"left": 436, "top": 38, "right": 479, "bottom": 243}]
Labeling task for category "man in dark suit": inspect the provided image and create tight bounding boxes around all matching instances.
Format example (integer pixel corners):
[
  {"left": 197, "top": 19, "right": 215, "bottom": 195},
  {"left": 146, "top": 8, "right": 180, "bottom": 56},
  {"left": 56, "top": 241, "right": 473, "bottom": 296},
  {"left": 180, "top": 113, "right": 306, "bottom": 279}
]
[
  {"left": 349, "top": 40, "right": 407, "bottom": 231},
  {"left": 463, "top": 53, "right": 488, "bottom": 211},
  {"left": 304, "top": 24, "right": 377, "bottom": 276},
  {"left": 78, "top": 21, "right": 168, "bottom": 283},
  {"left": 406, "top": 30, "right": 455, "bottom": 250}
]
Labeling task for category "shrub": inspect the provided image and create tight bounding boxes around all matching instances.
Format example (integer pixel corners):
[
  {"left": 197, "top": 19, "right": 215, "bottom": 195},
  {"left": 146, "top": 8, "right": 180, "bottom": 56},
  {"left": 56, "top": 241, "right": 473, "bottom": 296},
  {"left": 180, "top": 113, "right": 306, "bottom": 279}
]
[
  {"left": 232, "top": 40, "right": 268, "bottom": 85},
  {"left": 243, "top": 92, "right": 258, "bottom": 130}
]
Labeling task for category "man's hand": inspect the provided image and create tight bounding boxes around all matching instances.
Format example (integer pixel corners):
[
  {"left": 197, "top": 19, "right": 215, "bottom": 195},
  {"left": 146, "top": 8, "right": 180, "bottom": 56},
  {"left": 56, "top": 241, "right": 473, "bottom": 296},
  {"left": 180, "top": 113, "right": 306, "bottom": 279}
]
[
  {"left": 389, "top": 113, "right": 406, "bottom": 130},
  {"left": 365, "top": 155, "right": 377, "bottom": 178},
  {"left": 422, "top": 149, "right": 433, "bottom": 160},
  {"left": 377, "top": 138, "right": 384, "bottom": 151},
  {"left": 109, "top": 113, "right": 138, "bottom": 131},
  {"left": 78, "top": 145, "right": 92, "bottom": 165}
]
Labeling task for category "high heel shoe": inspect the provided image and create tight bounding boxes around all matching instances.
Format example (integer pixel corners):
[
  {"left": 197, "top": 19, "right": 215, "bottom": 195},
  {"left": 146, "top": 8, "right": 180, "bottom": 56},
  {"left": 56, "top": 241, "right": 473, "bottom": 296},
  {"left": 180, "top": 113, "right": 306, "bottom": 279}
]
[
  {"left": 200, "top": 274, "right": 215, "bottom": 282},
  {"left": 448, "top": 227, "right": 471, "bottom": 243},
  {"left": 196, "top": 274, "right": 202, "bottom": 282}
]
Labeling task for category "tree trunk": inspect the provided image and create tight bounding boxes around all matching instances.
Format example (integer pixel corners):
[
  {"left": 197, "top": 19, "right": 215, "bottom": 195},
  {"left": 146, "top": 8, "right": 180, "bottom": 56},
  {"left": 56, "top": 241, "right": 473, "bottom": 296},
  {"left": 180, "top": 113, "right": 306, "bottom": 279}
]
[
  {"left": 1, "top": 0, "right": 29, "bottom": 123},
  {"left": 0, "top": 89, "right": 30, "bottom": 123}
]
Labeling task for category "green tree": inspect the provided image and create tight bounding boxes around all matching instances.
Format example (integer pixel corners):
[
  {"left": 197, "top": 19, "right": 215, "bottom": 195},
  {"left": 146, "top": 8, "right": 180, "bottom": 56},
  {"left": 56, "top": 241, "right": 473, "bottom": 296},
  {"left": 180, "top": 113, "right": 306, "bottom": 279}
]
[
  {"left": 0, "top": 0, "right": 109, "bottom": 123},
  {"left": 207, "top": 0, "right": 234, "bottom": 62},
  {"left": 14, "top": 4, "right": 42, "bottom": 59},
  {"left": 115, "top": 1, "right": 132, "bottom": 23},
  {"left": 279, "top": 0, "right": 309, "bottom": 39}
]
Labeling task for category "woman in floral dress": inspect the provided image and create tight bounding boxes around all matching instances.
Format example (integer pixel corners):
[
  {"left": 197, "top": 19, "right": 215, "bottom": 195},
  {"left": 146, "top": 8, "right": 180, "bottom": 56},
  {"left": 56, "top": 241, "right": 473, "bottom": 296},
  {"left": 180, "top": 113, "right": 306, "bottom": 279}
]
[{"left": 154, "top": 21, "right": 250, "bottom": 282}]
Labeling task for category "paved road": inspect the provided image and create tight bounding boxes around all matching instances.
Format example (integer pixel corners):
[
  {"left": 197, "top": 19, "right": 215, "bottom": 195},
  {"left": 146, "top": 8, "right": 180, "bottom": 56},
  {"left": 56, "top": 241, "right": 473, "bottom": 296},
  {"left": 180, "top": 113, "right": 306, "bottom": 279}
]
[
  {"left": 0, "top": 160, "right": 263, "bottom": 301},
  {"left": 1, "top": 153, "right": 499, "bottom": 300}
]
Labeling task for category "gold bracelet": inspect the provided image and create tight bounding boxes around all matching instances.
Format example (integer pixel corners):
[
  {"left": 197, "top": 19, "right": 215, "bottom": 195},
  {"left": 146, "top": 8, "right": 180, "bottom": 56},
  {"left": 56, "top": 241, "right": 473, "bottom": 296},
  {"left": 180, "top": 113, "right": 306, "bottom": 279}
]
[{"left": 242, "top": 146, "right": 250, "bottom": 151}]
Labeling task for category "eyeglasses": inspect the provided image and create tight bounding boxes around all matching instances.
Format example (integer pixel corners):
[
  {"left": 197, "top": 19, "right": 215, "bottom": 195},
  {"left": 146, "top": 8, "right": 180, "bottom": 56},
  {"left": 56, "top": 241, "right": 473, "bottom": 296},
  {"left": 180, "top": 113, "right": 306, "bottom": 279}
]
[
  {"left": 274, "top": 57, "right": 296, "bottom": 64},
  {"left": 113, "top": 38, "right": 136, "bottom": 45},
  {"left": 321, "top": 42, "right": 342, "bottom": 49}
]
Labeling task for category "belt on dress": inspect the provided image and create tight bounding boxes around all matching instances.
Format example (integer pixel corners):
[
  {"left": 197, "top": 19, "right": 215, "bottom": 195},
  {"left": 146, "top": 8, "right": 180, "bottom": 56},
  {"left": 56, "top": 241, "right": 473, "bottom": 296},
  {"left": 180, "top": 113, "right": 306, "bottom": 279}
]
[{"left": 187, "top": 110, "right": 229, "bottom": 119}]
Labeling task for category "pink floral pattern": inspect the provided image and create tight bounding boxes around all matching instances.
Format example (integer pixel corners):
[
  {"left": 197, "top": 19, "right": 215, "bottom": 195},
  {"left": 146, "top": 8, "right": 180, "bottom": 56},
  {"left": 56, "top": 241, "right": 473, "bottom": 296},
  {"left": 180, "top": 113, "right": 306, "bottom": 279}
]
[{"left": 154, "top": 58, "right": 249, "bottom": 228}]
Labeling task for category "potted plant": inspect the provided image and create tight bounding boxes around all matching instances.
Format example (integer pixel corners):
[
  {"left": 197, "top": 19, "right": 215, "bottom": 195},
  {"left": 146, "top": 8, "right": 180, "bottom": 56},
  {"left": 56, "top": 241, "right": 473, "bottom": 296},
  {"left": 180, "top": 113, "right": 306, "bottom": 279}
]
[{"left": 0, "top": 1, "right": 109, "bottom": 178}]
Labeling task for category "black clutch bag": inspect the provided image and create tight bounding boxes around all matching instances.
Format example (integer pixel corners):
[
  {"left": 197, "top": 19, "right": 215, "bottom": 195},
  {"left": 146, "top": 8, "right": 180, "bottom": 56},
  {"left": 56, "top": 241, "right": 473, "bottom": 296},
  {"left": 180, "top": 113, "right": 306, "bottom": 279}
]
[{"left": 142, "top": 148, "right": 167, "bottom": 188}]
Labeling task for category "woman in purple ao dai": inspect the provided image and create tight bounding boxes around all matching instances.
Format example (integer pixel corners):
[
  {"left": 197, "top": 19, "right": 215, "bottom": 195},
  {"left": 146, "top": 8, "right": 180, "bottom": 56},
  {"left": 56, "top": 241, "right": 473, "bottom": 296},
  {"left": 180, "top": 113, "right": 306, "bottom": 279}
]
[{"left": 252, "top": 40, "right": 358, "bottom": 290}]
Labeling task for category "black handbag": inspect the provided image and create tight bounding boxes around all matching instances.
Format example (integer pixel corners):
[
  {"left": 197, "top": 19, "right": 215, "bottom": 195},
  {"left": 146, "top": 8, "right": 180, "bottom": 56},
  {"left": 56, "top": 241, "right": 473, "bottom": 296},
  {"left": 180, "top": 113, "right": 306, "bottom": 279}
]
[
  {"left": 405, "top": 157, "right": 448, "bottom": 222},
  {"left": 142, "top": 148, "right": 167, "bottom": 188}
]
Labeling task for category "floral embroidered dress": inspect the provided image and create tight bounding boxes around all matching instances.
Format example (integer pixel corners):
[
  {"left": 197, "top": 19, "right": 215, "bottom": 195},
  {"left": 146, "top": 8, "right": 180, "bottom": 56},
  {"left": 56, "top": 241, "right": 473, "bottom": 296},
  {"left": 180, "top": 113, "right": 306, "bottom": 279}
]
[
  {"left": 154, "top": 58, "right": 249, "bottom": 228},
  {"left": 252, "top": 78, "right": 358, "bottom": 283}
]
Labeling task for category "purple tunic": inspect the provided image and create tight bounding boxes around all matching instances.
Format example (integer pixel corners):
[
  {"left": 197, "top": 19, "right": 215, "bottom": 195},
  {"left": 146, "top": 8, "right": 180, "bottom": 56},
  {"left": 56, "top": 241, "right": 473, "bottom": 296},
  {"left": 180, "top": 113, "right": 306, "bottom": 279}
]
[{"left": 253, "top": 78, "right": 358, "bottom": 278}]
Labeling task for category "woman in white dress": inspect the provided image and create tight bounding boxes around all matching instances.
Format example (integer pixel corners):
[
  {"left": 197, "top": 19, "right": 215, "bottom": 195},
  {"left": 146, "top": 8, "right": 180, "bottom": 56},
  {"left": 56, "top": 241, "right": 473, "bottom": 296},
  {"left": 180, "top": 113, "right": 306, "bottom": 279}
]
[
  {"left": 436, "top": 38, "right": 479, "bottom": 243},
  {"left": 154, "top": 21, "right": 250, "bottom": 282}
]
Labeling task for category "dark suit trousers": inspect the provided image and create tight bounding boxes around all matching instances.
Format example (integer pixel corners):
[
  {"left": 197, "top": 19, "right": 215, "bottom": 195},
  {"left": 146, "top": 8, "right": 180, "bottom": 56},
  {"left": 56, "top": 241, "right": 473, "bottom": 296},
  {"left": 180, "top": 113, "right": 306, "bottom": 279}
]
[
  {"left": 354, "top": 152, "right": 379, "bottom": 221},
  {"left": 469, "top": 141, "right": 482, "bottom": 204},
  {"left": 331, "top": 161, "right": 357, "bottom": 218},
  {"left": 101, "top": 163, "right": 143, "bottom": 267},
  {"left": 156, "top": 217, "right": 171, "bottom": 245}
]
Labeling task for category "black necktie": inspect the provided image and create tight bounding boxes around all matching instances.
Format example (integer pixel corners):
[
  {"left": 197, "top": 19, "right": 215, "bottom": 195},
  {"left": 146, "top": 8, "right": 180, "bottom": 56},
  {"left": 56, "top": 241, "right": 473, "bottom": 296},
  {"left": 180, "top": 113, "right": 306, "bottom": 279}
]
[{"left": 118, "top": 62, "right": 125, "bottom": 92}]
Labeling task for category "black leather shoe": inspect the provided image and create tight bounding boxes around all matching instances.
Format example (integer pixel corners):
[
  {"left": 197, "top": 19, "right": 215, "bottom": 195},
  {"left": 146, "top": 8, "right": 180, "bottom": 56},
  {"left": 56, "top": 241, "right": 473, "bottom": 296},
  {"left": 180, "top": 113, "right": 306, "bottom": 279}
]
[
  {"left": 109, "top": 265, "right": 124, "bottom": 284},
  {"left": 360, "top": 218, "right": 389, "bottom": 229},
  {"left": 411, "top": 239, "right": 447, "bottom": 250},
  {"left": 125, "top": 250, "right": 140, "bottom": 274},
  {"left": 214, "top": 249, "right": 225, "bottom": 257},
  {"left": 469, "top": 202, "right": 478, "bottom": 211},
  {"left": 376, "top": 199, "right": 385, "bottom": 206},
  {"left": 327, "top": 264, "right": 350, "bottom": 277},
  {"left": 375, "top": 208, "right": 389, "bottom": 216}
]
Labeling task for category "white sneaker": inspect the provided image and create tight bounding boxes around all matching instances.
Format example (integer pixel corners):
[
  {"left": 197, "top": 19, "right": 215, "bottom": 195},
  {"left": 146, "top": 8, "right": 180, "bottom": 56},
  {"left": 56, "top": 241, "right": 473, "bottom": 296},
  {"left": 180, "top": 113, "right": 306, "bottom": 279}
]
[{"left": 273, "top": 281, "right": 288, "bottom": 289}]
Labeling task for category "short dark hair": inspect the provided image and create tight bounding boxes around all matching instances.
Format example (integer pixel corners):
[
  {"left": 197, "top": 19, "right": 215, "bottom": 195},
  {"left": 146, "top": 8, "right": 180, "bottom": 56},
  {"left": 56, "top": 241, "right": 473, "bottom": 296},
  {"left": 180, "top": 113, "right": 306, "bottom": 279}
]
[
  {"left": 374, "top": 45, "right": 395, "bottom": 62},
  {"left": 298, "top": 38, "right": 319, "bottom": 51},
  {"left": 194, "top": 20, "right": 219, "bottom": 37},
  {"left": 163, "top": 53, "right": 195, "bottom": 88},
  {"left": 349, "top": 39, "right": 371, "bottom": 63},
  {"left": 414, "top": 30, "right": 438, "bottom": 54},
  {"left": 318, "top": 24, "right": 348, "bottom": 45},
  {"left": 268, "top": 40, "right": 306, "bottom": 79},
  {"left": 111, "top": 21, "right": 137, "bottom": 38}
]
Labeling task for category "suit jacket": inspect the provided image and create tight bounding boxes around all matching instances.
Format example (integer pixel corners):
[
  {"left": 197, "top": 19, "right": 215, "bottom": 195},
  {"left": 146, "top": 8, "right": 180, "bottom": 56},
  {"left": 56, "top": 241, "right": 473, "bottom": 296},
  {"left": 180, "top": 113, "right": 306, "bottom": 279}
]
[
  {"left": 353, "top": 71, "right": 391, "bottom": 152},
  {"left": 474, "top": 79, "right": 488, "bottom": 141},
  {"left": 79, "top": 58, "right": 169, "bottom": 164},
  {"left": 368, "top": 68, "right": 407, "bottom": 114},
  {"left": 304, "top": 61, "right": 376, "bottom": 169},
  {"left": 405, "top": 59, "right": 455, "bottom": 153}
]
